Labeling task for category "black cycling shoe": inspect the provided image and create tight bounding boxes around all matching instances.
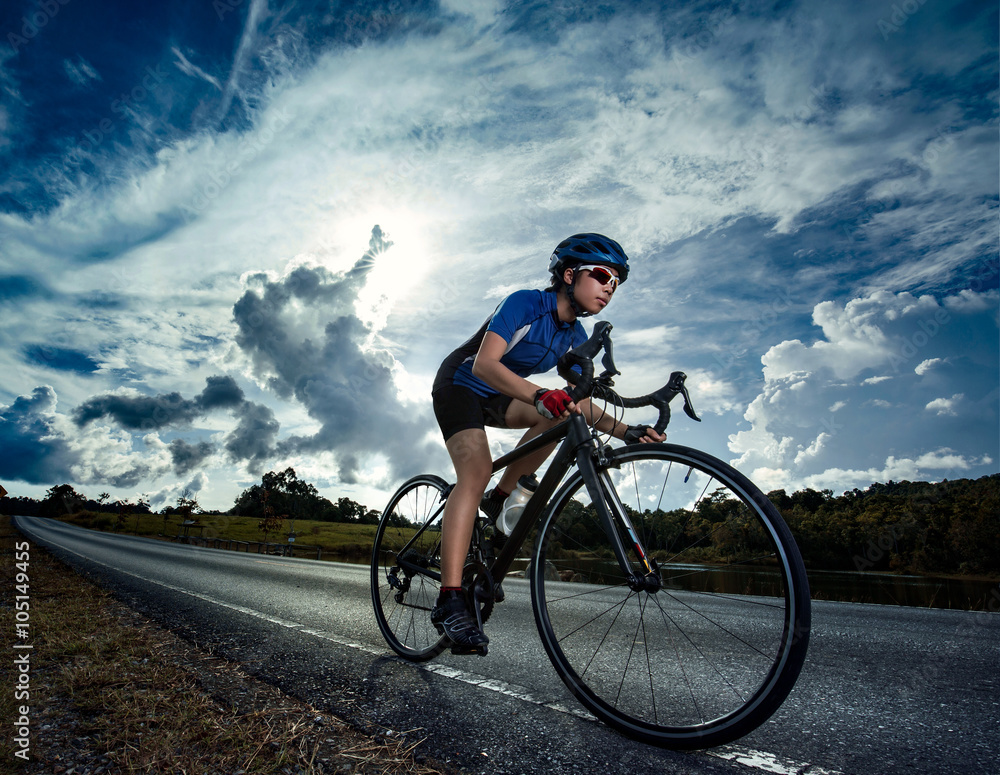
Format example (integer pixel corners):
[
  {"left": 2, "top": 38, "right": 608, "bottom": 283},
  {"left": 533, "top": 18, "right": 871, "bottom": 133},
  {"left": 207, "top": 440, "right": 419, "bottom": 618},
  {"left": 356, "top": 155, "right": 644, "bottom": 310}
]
[{"left": 431, "top": 591, "right": 489, "bottom": 654}]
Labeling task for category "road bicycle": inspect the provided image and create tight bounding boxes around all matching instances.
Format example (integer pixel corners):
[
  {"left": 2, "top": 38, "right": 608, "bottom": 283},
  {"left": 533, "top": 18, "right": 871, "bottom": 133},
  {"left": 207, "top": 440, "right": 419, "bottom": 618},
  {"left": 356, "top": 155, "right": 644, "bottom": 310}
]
[{"left": 370, "top": 322, "right": 811, "bottom": 749}]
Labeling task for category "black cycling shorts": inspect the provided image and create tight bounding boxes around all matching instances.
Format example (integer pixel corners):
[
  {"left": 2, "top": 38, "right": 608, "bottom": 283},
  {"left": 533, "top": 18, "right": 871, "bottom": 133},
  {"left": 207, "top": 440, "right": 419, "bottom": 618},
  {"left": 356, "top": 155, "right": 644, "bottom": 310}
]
[{"left": 432, "top": 383, "right": 513, "bottom": 442}]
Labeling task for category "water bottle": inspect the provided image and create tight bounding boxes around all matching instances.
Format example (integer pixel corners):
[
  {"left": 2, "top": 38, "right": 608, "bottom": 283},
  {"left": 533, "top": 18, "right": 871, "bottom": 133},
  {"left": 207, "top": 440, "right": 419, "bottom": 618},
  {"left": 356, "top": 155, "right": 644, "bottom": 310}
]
[{"left": 497, "top": 474, "right": 538, "bottom": 535}]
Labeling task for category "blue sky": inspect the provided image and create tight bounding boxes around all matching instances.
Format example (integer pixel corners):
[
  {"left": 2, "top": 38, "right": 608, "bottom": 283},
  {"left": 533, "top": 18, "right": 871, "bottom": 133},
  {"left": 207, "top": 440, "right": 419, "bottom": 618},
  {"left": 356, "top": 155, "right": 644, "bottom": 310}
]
[{"left": 1, "top": 0, "right": 996, "bottom": 512}]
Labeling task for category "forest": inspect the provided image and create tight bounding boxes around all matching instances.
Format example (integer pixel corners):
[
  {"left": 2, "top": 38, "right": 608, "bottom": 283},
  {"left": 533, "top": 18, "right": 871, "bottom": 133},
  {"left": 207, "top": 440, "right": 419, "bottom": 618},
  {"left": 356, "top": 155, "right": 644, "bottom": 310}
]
[
  {"left": 769, "top": 475, "right": 999, "bottom": 576},
  {"left": 2, "top": 470, "right": 997, "bottom": 578}
]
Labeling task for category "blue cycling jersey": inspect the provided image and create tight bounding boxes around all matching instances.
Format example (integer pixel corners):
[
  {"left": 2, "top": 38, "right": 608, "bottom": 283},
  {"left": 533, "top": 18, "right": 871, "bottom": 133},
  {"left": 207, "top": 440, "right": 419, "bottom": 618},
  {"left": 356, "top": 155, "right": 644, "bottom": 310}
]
[{"left": 433, "top": 289, "right": 586, "bottom": 398}]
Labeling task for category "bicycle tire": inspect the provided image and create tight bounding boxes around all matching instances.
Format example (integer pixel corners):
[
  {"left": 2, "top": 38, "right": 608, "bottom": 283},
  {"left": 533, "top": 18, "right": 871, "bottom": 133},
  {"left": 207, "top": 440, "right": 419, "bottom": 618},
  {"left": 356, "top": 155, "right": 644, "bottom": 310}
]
[
  {"left": 371, "top": 474, "right": 450, "bottom": 660},
  {"left": 531, "top": 443, "right": 810, "bottom": 749}
]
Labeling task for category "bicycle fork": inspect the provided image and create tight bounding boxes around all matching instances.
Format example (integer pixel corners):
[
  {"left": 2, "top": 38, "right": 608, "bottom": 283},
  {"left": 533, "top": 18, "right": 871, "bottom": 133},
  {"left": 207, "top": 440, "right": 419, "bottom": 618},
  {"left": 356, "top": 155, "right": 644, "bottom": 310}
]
[{"left": 576, "top": 440, "right": 662, "bottom": 594}]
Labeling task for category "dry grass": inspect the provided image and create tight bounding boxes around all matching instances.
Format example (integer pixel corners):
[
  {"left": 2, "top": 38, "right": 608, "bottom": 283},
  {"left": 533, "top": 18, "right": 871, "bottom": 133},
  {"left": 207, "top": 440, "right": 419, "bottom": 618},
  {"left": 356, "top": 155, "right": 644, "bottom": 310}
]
[
  {"left": 59, "top": 510, "right": 378, "bottom": 562},
  {"left": 1, "top": 517, "right": 450, "bottom": 775}
]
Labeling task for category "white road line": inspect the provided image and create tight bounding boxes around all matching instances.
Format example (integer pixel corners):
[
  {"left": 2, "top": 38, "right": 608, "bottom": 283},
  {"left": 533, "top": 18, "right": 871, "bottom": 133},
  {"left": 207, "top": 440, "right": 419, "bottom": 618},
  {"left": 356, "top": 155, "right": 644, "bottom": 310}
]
[
  {"left": 19, "top": 519, "right": 843, "bottom": 775},
  {"left": 706, "top": 748, "right": 844, "bottom": 775}
]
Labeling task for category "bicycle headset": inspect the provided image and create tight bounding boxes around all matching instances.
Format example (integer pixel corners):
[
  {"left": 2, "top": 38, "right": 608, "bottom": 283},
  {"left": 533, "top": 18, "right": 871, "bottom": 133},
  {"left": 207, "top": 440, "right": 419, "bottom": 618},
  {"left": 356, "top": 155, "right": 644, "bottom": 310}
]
[{"left": 547, "top": 233, "right": 630, "bottom": 318}]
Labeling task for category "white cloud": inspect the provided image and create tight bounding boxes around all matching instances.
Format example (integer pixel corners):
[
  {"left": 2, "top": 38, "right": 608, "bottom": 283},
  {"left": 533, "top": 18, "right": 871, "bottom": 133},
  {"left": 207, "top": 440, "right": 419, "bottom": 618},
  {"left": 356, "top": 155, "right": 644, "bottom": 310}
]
[
  {"left": 915, "top": 358, "right": 943, "bottom": 375},
  {"left": 171, "top": 47, "right": 223, "bottom": 90},
  {"left": 800, "top": 448, "right": 976, "bottom": 493},
  {"left": 614, "top": 324, "right": 683, "bottom": 348},
  {"left": 730, "top": 289, "right": 996, "bottom": 492},
  {"left": 64, "top": 58, "right": 101, "bottom": 87},
  {"left": 794, "top": 432, "right": 831, "bottom": 466},
  {"left": 925, "top": 394, "right": 963, "bottom": 416}
]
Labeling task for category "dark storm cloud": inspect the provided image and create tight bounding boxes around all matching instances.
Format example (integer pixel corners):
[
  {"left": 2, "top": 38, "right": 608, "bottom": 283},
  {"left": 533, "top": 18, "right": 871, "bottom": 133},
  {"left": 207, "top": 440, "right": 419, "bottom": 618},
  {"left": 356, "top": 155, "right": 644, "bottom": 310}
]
[
  {"left": 0, "top": 386, "right": 76, "bottom": 484},
  {"left": 68, "top": 373, "right": 280, "bottom": 473},
  {"left": 233, "top": 226, "right": 436, "bottom": 483},
  {"left": 22, "top": 344, "right": 100, "bottom": 373},
  {"left": 73, "top": 375, "right": 245, "bottom": 429},
  {"left": 168, "top": 438, "right": 215, "bottom": 475},
  {"left": 223, "top": 400, "right": 280, "bottom": 475}
]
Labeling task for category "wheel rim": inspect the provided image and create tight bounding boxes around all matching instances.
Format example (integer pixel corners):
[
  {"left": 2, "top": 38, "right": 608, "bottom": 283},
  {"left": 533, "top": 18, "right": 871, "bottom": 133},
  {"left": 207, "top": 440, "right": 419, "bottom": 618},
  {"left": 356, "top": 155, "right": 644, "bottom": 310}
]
[
  {"left": 533, "top": 445, "right": 809, "bottom": 745},
  {"left": 371, "top": 477, "right": 449, "bottom": 659}
]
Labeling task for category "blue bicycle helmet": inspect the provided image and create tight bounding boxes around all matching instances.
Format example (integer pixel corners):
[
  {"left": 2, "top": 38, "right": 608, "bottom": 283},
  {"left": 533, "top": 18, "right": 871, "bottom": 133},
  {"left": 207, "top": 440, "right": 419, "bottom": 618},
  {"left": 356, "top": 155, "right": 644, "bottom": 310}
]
[{"left": 547, "top": 233, "right": 630, "bottom": 284}]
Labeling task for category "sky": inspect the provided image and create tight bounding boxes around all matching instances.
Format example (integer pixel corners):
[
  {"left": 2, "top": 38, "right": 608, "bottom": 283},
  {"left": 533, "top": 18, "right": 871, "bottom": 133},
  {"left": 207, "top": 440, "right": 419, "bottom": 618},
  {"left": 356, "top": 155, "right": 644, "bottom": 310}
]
[{"left": 0, "top": 0, "right": 997, "bottom": 513}]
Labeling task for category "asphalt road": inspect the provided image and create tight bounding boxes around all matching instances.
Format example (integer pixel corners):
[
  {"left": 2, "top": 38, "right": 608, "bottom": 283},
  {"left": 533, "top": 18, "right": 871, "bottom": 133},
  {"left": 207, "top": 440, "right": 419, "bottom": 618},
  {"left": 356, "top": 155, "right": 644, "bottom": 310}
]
[{"left": 14, "top": 516, "right": 1000, "bottom": 775}]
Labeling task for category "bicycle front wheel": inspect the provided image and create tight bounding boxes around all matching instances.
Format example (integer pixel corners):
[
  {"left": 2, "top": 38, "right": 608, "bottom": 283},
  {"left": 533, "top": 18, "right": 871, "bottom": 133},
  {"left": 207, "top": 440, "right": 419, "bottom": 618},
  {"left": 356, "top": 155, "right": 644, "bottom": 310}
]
[
  {"left": 531, "top": 443, "right": 810, "bottom": 749},
  {"left": 371, "top": 474, "right": 450, "bottom": 660}
]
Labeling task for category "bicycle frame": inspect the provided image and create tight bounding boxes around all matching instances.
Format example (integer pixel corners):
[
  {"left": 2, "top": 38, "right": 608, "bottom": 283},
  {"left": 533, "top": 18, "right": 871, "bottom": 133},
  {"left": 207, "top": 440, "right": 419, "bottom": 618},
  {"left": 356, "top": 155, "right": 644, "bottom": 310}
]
[
  {"left": 492, "top": 413, "right": 659, "bottom": 587},
  {"left": 395, "top": 411, "right": 657, "bottom": 594},
  {"left": 393, "top": 321, "right": 695, "bottom": 593}
]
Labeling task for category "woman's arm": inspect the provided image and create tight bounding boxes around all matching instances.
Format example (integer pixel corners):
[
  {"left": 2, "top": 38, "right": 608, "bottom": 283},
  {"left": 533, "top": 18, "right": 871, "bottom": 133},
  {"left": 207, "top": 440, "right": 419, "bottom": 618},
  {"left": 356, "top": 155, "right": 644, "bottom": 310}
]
[
  {"left": 471, "top": 331, "right": 552, "bottom": 406},
  {"left": 590, "top": 409, "right": 666, "bottom": 443},
  {"left": 472, "top": 331, "right": 663, "bottom": 441}
]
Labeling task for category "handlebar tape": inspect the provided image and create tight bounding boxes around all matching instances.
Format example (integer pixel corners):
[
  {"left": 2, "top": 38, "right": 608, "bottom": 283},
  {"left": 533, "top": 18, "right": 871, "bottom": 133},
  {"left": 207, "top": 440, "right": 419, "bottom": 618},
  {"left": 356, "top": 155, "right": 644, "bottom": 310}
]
[{"left": 557, "top": 321, "right": 613, "bottom": 403}]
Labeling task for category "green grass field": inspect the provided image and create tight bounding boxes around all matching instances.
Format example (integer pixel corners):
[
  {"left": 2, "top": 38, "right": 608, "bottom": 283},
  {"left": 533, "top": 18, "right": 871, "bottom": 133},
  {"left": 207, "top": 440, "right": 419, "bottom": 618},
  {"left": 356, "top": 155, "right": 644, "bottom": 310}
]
[{"left": 60, "top": 511, "right": 379, "bottom": 562}]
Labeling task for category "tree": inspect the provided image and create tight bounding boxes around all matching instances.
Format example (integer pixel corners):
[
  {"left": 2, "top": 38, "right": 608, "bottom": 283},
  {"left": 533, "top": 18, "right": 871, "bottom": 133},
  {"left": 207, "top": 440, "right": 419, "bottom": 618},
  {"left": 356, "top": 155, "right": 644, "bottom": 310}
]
[
  {"left": 41, "top": 484, "right": 85, "bottom": 517},
  {"left": 114, "top": 499, "right": 131, "bottom": 533},
  {"left": 176, "top": 494, "right": 200, "bottom": 521},
  {"left": 233, "top": 467, "right": 332, "bottom": 521},
  {"left": 257, "top": 489, "right": 284, "bottom": 543}
]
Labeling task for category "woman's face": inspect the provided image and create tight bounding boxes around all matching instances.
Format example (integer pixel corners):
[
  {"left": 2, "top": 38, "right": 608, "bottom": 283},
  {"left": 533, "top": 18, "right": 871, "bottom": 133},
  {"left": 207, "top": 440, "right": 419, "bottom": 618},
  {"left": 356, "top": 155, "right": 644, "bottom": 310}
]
[{"left": 566, "top": 264, "right": 620, "bottom": 315}]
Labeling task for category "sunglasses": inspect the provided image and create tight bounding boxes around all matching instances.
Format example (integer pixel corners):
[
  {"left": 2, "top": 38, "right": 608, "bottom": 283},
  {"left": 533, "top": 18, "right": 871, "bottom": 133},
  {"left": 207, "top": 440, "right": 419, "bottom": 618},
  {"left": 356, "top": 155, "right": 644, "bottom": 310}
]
[{"left": 576, "top": 264, "right": 620, "bottom": 291}]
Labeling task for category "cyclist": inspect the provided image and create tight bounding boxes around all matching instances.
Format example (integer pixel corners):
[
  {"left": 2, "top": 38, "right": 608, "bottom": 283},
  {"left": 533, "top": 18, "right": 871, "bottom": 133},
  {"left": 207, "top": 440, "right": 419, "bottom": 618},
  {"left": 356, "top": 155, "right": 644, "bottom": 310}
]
[{"left": 430, "top": 233, "right": 666, "bottom": 650}]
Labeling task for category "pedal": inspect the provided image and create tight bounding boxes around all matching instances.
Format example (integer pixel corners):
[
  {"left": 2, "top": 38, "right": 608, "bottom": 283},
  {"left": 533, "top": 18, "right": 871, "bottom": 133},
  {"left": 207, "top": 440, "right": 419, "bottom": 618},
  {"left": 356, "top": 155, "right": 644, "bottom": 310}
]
[{"left": 450, "top": 643, "right": 489, "bottom": 656}]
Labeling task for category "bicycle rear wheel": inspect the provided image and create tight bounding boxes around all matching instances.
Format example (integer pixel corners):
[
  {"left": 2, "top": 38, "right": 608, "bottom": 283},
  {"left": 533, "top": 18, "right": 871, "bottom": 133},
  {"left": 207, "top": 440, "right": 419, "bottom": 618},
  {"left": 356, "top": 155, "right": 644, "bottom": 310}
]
[
  {"left": 531, "top": 443, "right": 810, "bottom": 749},
  {"left": 371, "top": 474, "right": 450, "bottom": 660}
]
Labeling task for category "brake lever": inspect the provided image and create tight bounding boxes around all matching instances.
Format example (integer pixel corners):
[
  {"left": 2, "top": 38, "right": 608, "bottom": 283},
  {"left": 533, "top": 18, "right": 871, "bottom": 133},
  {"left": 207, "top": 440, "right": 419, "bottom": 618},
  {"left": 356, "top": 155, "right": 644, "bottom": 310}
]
[
  {"left": 601, "top": 333, "right": 620, "bottom": 379},
  {"left": 661, "top": 372, "right": 701, "bottom": 421},
  {"left": 648, "top": 372, "right": 702, "bottom": 435},
  {"left": 680, "top": 382, "right": 701, "bottom": 422}
]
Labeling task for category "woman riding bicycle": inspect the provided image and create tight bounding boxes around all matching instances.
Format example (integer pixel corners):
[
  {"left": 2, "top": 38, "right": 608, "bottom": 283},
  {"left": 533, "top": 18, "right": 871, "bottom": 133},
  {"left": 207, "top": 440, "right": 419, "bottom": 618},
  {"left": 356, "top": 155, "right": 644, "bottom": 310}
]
[{"left": 430, "top": 233, "right": 665, "bottom": 650}]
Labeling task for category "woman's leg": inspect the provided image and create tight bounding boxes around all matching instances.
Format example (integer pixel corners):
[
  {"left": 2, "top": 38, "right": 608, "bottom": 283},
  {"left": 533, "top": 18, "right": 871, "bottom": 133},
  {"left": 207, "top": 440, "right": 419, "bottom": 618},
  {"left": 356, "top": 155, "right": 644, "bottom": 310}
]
[
  {"left": 495, "top": 397, "right": 615, "bottom": 492},
  {"left": 440, "top": 427, "right": 493, "bottom": 588},
  {"left": 495, "top": 399, "right": 562, "bottom": 493}
]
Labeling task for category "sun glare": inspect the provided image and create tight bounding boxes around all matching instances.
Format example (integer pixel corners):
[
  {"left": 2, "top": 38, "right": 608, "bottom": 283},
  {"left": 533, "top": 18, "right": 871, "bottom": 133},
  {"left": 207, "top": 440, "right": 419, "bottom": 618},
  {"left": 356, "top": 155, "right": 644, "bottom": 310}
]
[{"left": 338, "top": 209, "right": 432, "bottom": 333}]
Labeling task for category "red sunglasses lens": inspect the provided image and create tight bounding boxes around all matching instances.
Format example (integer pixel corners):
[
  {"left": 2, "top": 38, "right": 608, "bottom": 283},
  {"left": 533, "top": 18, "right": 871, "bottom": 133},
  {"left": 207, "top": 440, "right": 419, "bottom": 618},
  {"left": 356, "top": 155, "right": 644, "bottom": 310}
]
[{"left": 590, "top": 267, "right": 616, "bottom": 287}]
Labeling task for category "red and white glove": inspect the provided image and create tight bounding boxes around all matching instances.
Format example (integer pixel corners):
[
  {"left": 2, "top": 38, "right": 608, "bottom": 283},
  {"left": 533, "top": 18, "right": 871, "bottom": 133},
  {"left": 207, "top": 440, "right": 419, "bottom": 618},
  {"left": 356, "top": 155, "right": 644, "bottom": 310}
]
[{"left": 534, "top": 388, "right": 573, "bottom": 419}]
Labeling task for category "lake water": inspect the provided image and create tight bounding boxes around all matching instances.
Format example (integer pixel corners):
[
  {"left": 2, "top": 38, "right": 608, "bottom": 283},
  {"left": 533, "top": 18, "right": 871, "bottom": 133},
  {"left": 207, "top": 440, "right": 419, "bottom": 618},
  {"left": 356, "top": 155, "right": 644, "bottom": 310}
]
[
  {"left": 806, "top": 568, "right": 1000, "bottom": 611},
  {"left": 506, "top": 558, "right": 1000, "bottom": 612}
]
